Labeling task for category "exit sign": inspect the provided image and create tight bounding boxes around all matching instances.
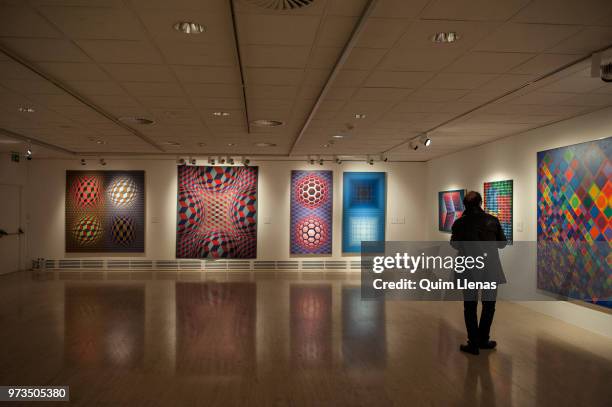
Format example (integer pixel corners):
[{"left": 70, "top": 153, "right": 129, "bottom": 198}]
[{"left": 10, "top": 152, "right": 20, "bottom": 163}]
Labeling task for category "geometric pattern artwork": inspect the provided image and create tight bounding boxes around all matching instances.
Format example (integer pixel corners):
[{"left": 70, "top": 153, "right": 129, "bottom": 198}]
[
  {"left": 438, "top": 189, "right": 465, "bottom": 233},
  {"left": 537, "top": 138, "right": 611, "bottom": 308},
  {"left": 484, "top": 180, "right": 513, "bottom": 242},
  {"left": 176, "top": 165, "right": 258, "bottom": 259},
  {"left": 65, "top": 171, "right": 145, "bottom": 252},
  {"left": 342, "top": 172, "right": 386, "bottom": 253},
  {"left": 290, "top": 170, "right": 332, "bottom": 255}
]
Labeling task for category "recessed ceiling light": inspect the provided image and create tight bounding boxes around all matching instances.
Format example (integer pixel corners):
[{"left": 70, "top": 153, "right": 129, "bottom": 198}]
[
  {"left": 254, "top": 142, "right": 277, "bottom": 147},
  {"left": 431, "top": 32, "right": 460, "bottom": 43},
  {"left": 227, "top": 143, "right": 237, "bottom": 147},
  {"left": 197, "top": 142, "right": 206, "bottom": 147},
  {"left": 173, "top": 21, "right": 206, "bottom": 34},
  {"left": 162, "top": 141, "right": 181, "bottom": 146},
  {"left": 354, "top": 113, "right": 366, "bottom": 119},
  {"left": 213, "top": 111, "right": 230, "bottom": 117},
  {"left": 251, "top": 119, "right": 284, "bottom": 127},
  {"left": 332, "top": 134, "right": 345, "bottom": 139},
  {"left": 119, "top": 116, "right": 155, "bottom": 125},
  {"left": 96, "top": 140, "right": 107, "bottom": 145},
  {"left": 18, "top": 106, "right": 35, "bottom": 113},
  {"left": 322, "top": 144, "right": 330, "bottom": 148}
]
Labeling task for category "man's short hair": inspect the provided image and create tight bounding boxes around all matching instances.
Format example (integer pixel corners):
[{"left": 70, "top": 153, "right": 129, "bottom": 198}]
[{"left": 463, "top": 191, "right": 482, "bottom": 208}]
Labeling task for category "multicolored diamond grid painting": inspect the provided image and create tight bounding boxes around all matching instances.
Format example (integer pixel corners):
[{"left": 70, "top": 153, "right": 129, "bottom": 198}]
[
  {"left": 537, "top": 138, "right": 611, "bottom": 307},
  {"left": 484, "top": 180, "right": 513, "bottom": 242},
  {"left": 176, "top": 166, "right": 258, "bottom": 259},
  {"left": 65, "top": 171, "right": 145, "bottom": 252},
  {"left": 290, "top": 170, "right": 333, "bottom": 255},
  {"left": 438, "top": 190, "right": 465, "bottom": 233}
]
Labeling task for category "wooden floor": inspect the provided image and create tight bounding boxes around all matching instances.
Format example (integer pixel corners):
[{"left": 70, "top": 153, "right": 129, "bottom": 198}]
[{"left": 1, "top": 271, "right": 611, "bottom": 407}]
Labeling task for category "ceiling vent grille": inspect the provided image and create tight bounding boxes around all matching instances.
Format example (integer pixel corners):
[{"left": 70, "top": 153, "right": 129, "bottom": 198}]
[{"left": 242, "top": 0, "right": 316, "bottom": 11}]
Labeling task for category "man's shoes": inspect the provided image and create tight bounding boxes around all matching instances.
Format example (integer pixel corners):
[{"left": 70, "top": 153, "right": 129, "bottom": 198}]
[
  {"left": 479, "top": 340, "right": 497, "bottom": 350},
  {"left": 459, "top": 343, "right": 480, "bottom": 355}
]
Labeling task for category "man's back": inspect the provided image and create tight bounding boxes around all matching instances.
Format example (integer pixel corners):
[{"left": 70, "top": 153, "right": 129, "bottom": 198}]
[{"left": 451, "top": 208, "right": 507, "bottom": 243}]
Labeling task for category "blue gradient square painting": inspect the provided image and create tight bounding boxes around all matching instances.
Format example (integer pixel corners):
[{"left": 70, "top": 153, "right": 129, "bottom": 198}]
[{"left": 342, "top": 172, "right": 386, "bottom": 253}]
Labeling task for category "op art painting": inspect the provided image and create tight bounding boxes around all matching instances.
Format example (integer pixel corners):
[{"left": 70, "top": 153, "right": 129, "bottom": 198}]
[
  {"left": 290, "top": 170, "right": 333, "bottom": 255},
  {"left": 537, "top": 138, "right": 611, "bottom": 308},
  {"left": 484, "top": 180, "right": 513, "bottom": 242},
  {"left": 438, "top": 189, "right": 465, "bottom": 233},
  {"left": 176, "top": 165, "right": 258, "bottom": 259},
  {"left": 65, "top": 170, "right": 145, "bottom": 252},
  {"left": 342, "top": 172, "right": 386, "bottom": 253}
]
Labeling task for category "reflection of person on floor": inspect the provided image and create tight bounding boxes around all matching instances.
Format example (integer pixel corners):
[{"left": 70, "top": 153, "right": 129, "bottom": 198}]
[
  {"left": 451, "top": 191, "right": 507, "bottom": 355},
  {"left": 463, "top": 351, "right": 497, "bottom": 406}
]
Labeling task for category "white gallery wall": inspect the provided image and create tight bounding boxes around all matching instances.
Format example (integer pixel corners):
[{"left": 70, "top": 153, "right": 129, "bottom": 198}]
[
  {"left": 25, "top": 159, "right": 427, "bottom": 261},
  {"left": 426, "top": 106, "right": 612, "bottom": 338}
]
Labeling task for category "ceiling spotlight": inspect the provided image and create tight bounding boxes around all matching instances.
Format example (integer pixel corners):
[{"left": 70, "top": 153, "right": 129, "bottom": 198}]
[
  {"left": 368, "top": 157, "right": 374, "bottom": 165},
  {"left": 173, "top": 21, "right": 206, "bottom": 34},
  {"left": 96, "top": 140, "right": 107, "bottom": 145},
  {"left": 189, "top": 158, "right": 197, "bottom": 165},
  {"left": 207, "top": 157, "right": 215, "bottom": 165},
  {"left": 321, "top": 143, "right": 330, "bottom": 148},
  {"left": 251, "top": 119, "right": 284, "bottom": 127},
  {"left": 319, "top": 158, "right": 324, "bottom": 165},
  {"left": 354, "top": 113, "right": 366, "bottom": 119},
  {"left": 177, "top": 158, "right": 186, "bottom": 165},
  {"left": 254, "top": 142, "right": 277, "bottom": 147},
  {"left": 18, "top": 106, "right": 35, "bottom": 113},
  {"left": 213, "top": 111, "right": 230, "bottom": 117},
  {"left": 382, "top": 155, "right": 389, "bottom": 162},
  {"left": 419, "top": 134, "right": 432, "bottom": 147},
  {"left": 431, "top": 31, "right": 460, "bottom": 43},
  {"left": 309, "top": 158, "right": 315, "bottom": 165},
  {"left": 332, "top": 134, "right": 345, "bottom": 139},
  {"left": 227, "top": 143, "right": 237, "bottom": 147},
  {"left": 25, "top": 148, "right": 32, "bottom": 160},
  {"left": 243, "top": 157, "right": 250, "bottom": 167},
  {"left": 99, "top": 158, "right": 107, "bottom": 166},
  {"left": 80, "top": 158, "right": 87, "bottom": 166},
  {"left": 335, "top": 157, "right": 342, "bottom": 165},
  {"left": 219, "top": 157, "right": 226, "bottom": 164},
  {"left": 410, "top": 140, "right": 419, "bottom": 151},
  {"left": 162, "top": 141, "right": 181, "bottom": 147},
  {"left": 228, "top": 157, "right": 235, "bottom": 165}
]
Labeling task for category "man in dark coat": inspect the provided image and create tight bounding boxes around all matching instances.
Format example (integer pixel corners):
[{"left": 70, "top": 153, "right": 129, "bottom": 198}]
[{"left": 451, "top": 191, "right": 507, "bottom": 355}]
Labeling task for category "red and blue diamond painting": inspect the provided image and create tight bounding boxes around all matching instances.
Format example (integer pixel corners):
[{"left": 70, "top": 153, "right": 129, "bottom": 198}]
[
  {"left": 176, "top": 165, "right": 258, "bottom": 259},
  {"left": 438, "top": 189, "right": 465, "bottom": 233},
  {"left": 65, "top": 171, "right": 145, "bottom": 252},
  {"left": 291, "top": 170, "right": 333, "bottom": 255},
  {"left": 537, "top": 138, "right": 611, "bottom": 308}
]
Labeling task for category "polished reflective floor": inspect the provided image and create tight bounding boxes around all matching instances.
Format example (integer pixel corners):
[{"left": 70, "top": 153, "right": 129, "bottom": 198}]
[{"left": 1, "top": 271, "right": 611, "bottom": 406}]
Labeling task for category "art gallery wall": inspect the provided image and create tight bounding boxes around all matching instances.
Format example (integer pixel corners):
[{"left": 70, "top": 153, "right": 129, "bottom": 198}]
[
  {"left": 25, "top": 159, "right": 427, "bottom": 262},
  {"left": 426, "top": 106, "right": 612, "bottom": 338}
]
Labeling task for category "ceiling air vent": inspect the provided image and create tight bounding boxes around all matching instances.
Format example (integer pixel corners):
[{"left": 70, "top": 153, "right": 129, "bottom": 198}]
[{"left": 242, "top": 0, "right": 316, "bottom": 11}]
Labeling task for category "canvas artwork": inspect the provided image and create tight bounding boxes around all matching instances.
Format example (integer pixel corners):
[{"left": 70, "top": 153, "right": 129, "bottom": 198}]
[
  {"left": 176, "top": 165, "right": 258, "bottom": 259},
  {"left": 342, "top": 172, "right": 386, "bottom": 253},
  {"left": 537, "top": 138, "right": 611, "bottom": 307},
  {"left": 65, "top": 170, "right": 145, "bottom": 252},
  {"left": 290, "top": 170, "right": 333, "bottom": 255},
  {"left": 484, "top": 180, "right": 513, "bottom": 242},
  {"left": 438, "top": 189, "right": 465, "bottom": 233}
]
